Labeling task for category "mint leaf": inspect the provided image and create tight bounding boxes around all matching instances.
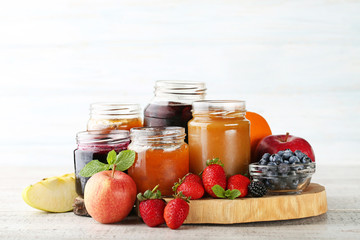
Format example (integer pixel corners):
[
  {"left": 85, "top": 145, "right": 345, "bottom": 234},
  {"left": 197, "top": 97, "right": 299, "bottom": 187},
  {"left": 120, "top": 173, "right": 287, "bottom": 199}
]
[
  {"left": 226, "top": 189, "right": 241, "bottom": 199},
  {"left": 79, "top": 160, "right": 109, "bottom": 177},
  {"left": 106, "top": 150, "right": 117, "bottom": 164},
  {"left": 230, "top": 189, "right": 241, "bottom": 199},
  {"left": 212, "top": 185, "right": 226, "bottom": 198},
  {"left": 114, "top": 150, "right": 136, "bottom": 171}
]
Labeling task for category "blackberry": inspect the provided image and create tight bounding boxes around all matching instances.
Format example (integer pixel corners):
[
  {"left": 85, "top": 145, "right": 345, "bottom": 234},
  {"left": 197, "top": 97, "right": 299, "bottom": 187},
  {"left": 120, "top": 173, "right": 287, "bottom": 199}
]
[{"left": 248, "top": 181, "right": 267, "bottom": 197}]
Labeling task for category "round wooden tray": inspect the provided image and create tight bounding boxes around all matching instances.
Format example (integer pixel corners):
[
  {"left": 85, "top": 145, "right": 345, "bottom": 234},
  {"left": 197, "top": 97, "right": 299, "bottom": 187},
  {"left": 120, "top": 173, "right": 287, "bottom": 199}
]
[{"left": 165, "top": 183, "right": 327, "bottom": 224}]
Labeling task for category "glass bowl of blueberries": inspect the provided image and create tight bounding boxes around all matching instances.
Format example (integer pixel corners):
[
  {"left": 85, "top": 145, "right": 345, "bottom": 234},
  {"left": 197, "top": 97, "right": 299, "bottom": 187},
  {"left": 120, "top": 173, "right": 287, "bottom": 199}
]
[{"left": 249, "top": 149, "right": 316, "bottom": 195}]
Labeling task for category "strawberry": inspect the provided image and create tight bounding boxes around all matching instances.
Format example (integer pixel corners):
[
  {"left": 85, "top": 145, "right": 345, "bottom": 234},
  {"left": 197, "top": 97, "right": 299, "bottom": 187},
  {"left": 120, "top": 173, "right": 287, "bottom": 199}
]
[
  {"left": 164, "top": 192, "right": 190, "bottom": 230},
  {"left": 183, "top": 173, "right": 203, "bottom": 186},
  {"left": 172, "top": 175, "right": 204, "bottom": 200},
  {"left": 227, "top": 174, "right": 251, "bottom": 198},
  {"left": 137, "top": 185, "right": 166, "bottom": 227},
  {"left": 201, "top": 158, "right": 227, "bottom": 198}
]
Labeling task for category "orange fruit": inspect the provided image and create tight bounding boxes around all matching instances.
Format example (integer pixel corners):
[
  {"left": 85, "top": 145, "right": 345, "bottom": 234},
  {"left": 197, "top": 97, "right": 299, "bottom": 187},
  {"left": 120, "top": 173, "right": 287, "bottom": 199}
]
[{"left": 246, "top": 111, "right": 272, "bottom": 162}]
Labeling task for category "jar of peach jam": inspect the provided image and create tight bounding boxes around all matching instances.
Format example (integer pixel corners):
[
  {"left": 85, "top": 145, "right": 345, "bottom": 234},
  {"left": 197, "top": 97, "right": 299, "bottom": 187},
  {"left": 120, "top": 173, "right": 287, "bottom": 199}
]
[
  {"left": 188, "top": 100, "right": 250, "bottom": 177},
  {"left": 87, "top": 103, "right": 143, "bottom": 131},
  {"left": 127, "top": 127, "right": 189, "bottom": 196}
]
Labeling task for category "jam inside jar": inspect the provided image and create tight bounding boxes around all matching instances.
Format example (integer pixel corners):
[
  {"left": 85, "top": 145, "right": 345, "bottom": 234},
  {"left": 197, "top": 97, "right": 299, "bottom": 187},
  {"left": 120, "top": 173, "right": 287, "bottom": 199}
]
[
  {"left": 144, "top": 80, "right": 206, "bottom": 142},
  {"left": 188, "top": 100, "right": 250, "bottom": 177},
  {"left": 87, "top": 103, "right": 143, "bottom": 131},
  {"left": 127, "top": 127, "right": 189, "bottom": 196},
  {"left": 73, "top": 130, "right": 130, "bottom": 197}
]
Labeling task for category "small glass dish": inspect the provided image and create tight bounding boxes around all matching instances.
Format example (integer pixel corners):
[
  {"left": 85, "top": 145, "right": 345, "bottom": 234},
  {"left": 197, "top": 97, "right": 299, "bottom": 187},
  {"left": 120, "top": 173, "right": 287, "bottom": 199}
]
[{"left": 249, "top": 162, "right": 316, "bottom": 195}]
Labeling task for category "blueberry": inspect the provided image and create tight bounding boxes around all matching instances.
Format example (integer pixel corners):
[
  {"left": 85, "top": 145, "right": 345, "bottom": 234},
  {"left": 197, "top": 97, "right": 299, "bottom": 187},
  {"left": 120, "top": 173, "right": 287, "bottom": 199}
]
[
  {"left": 277, "top": 150, "right": 284, "bottom": 157},
  {"left": 292, "top": 165, "right": 305, "bottom": 172},
  {"left": 259, "top": 159, "right": 267, "bottom": 165},
  {"left": 267, "top": 161, "right": 277, "bottom": 166},
  {"left": 294, "top": 150, "right": 305, "bottom": 159},
  {"left": 289, "top": 178, "right": 300, "bottom": 189},
  {"left": 283, "top": 160, "right": 289, "bottom": 164},
  {"left": 266, "top": 169, "right": 278, "bottom": 177},
  {"left": 298, "top": 177, "right": 307, "bottom": 184},
  {"left": 288, "top": 171, "right": 297, "bottom": 177},
  {"left": 278, "top": 163, "right": 290, "bottom": 174},
  {"left": 273, "top": 154, "right": 283, "bottom": 164},
  {"left": 289, "top": 156, "right": 300, "bottom": 164},
  {"left": 262, "top": 153, "right": 271, "bottom": 160},
  {"left": 266, "top": 178, "right": 280, "bottom": 189},
  {"left": 282, "top": 150, "right": 294, "bottom": 160},
  {"left": 302, "top": 156, "right": 311, "bottom": 163},
  {"left": 269, "top": 154, "right": 276, "bottom": 162},
  {"left": 264, "top": 179, "right": 275, "bottom": 190}
]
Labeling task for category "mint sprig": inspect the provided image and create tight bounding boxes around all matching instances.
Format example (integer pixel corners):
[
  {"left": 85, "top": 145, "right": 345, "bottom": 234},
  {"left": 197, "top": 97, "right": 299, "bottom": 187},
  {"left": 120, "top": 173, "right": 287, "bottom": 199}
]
[
  {"left": 79, "top": 150, "right": 135, "bottom": 177},
  {"left": 212, "top": 185, "right": 241, "bottom": 199}
]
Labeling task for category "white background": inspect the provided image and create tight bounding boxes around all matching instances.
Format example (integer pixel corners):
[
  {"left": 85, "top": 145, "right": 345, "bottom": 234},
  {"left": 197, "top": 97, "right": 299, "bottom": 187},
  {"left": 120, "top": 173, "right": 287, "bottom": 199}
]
[{"left": 0, "top": 0, "right": 359, "bottom": 167}]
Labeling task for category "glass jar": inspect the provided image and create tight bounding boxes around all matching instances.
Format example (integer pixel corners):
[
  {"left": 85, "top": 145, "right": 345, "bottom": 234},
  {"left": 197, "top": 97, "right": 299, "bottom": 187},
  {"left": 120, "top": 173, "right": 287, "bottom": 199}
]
[
  {"left": 144, "top": 80, "right": 206, "bottom": 142},
  {"left": 127, "top": 127, "right": 189, "bottom": 196},
  {"left": 188, "top": 100, "right": 250, "bottom": 177},
  {"left": 73, "top": 130, "right": 130, "bottom": 197},
  {"left": 87, "top": 103, "right": 143, "bottom": 131}
]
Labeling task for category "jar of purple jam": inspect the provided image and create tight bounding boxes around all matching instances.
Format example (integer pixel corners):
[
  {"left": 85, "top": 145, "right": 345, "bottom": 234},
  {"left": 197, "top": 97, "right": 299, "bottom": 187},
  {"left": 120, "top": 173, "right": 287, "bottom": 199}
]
[
  {"left": 144, "top": 80, "right": 206, "bottom": 142},
  {"left": 73, "top": 130, "right": 130, "bottom": 197}
]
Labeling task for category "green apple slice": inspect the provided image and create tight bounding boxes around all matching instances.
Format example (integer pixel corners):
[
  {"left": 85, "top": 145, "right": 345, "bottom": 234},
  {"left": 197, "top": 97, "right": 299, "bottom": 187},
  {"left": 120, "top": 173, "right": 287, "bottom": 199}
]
[{"left": 22, "top": 173, "right": 78, "bottom": 213}]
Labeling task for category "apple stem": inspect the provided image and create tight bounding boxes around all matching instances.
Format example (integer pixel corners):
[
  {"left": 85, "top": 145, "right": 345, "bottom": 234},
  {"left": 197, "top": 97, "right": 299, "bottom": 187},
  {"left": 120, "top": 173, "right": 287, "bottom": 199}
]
[
  {"left": 285, "top": 132, "right": 290, "bottom": 142},
  {"left": 111, "top": 164, "right": 116, "bottom": 178}
]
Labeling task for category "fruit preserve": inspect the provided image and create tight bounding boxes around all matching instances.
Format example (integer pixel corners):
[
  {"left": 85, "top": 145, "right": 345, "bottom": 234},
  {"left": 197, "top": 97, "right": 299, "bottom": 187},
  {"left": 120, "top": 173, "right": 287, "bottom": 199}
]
[
  {"left": 188, "top": 100, "right": 250, "bottom": 177},
  {"left": 87, "top": 103, "right": 143, "bottom": 131},
  {"left": 144, "top": 80, "right": 206, "bottom": 142},
  {"left": 127, "top": 127, "right": 189, "bottom": 196},
  {"left": 73, "top": 130, "right": 130, "bottom": 197}
]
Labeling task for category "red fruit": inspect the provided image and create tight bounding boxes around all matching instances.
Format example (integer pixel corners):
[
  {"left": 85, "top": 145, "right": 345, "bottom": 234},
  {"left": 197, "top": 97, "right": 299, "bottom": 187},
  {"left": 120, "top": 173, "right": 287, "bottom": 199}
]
[
  {"left": 255, "top": 132, "right": 315, "bottom": 162},
  {"left": 84, "top": 170, "right": 137, "bottom": 224},
  {"left": 164, "top": 193, "right": 190, "bottom": 230},
  {"left": 137, "top": 185, "right": 166, "bottom": 227},
  {"left": 174, "top": 181, "right": 204, "bottom": 200},
  {"left": 139, "top": 199, "right": 166, "bottom": 227},
  {"left": 202, "top": 158, "right": 226, "bottom": 198},
  {"left": 183, "top": 173, "right": 203, "bottom": 185},
  {"left": 227, "top": 174, "right": 251, "bottom": 198}
]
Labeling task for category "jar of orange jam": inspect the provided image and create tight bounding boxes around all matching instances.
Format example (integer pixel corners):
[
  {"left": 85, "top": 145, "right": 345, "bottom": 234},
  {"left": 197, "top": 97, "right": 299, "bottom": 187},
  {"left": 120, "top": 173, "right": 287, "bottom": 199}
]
[
  {"left": 127, "top": 127, "right": 189, "bottom": 196},
  {"left": 87, "top": 103, "right": 143, "bottom": 131},
  {"left": 188, "top": 100, "right": 250, "bottom": 177}
]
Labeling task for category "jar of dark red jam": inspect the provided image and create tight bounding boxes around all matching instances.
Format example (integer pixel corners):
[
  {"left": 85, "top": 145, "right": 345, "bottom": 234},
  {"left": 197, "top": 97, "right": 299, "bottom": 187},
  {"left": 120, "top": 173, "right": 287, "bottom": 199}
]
[
  {"left": 73, "top": 130, "right": 130, "bottom": 197},
  {"left": 144, "top": 80, "right": 206, "bottom": 142},
  {"left": 87, "top": 103, "right": 143, "bottom": 131}
]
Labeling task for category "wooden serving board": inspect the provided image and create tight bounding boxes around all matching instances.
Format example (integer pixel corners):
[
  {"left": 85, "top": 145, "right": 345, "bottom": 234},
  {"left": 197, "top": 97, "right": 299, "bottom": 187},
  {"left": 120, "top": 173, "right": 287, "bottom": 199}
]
[{"left": 164, "top": 183, "right": 327, "bottom": 224}]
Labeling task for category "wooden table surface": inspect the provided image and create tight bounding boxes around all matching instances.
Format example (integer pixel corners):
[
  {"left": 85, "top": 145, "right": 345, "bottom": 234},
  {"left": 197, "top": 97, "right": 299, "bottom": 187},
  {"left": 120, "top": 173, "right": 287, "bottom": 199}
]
[{"left": 1, "top": 164, "right": 359, "bottom": 240}]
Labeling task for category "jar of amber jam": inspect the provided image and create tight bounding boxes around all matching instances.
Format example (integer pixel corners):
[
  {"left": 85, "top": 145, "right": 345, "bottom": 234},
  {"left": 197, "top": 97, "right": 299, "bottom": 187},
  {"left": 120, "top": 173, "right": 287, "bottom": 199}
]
[
  {"left": 74, "top": 130, "right": 130, "bottom": 197},
  {"left": 127, "top": 127, "right": 189, "bottom": 196},
  {"left": 144, "top": 80, "right": 206, "bottom": 142},
  {"left": 87, "top": 103, "right": 143, "bottom": 131},
  {"left": 188, "top": 100, "right": 250, "bottom": 177}
]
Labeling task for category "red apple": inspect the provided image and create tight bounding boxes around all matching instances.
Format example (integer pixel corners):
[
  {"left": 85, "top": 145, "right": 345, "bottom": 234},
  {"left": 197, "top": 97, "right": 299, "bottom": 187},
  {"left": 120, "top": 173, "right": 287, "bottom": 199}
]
[
  {"left": 254, "top": 133, "right": 315, "bottom": 162},
  {"left": 84, "top": 169, "right": 137, "bottom": 224}
]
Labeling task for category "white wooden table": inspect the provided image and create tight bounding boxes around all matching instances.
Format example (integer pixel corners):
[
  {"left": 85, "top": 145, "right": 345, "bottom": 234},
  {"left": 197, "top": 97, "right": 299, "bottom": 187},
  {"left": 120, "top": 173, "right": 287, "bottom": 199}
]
[{"left": 1, "top": 164, "right": 359, "bottom": 240}]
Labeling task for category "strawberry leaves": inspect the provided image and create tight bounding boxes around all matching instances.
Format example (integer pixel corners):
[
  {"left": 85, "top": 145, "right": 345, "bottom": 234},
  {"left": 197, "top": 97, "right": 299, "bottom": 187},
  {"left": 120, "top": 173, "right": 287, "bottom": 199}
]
[
  {"left": 212, "top": 185, "right": 241, "bottom": 200},
  {"left": 137, "top": 185, "right": 162, "bottom": 201}
]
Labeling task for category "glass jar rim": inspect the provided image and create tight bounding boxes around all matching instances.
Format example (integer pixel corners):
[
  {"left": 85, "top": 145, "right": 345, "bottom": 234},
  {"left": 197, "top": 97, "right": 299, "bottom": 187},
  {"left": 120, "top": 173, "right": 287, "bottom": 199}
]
[
  {"left": 130, "top": 127, "right": 186, "bottom": 142},
  {"left": 76, "top": 130, "right": 130, "bottom": 145},
  {"left": 155, "top": 80, "right": 206, "bottom": 96},
  {"left": 192, "top": 100, "right": 246, "bottom": 113},
  {"left": 90, "top": 102, "right": 141, "bottom": 118}
]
